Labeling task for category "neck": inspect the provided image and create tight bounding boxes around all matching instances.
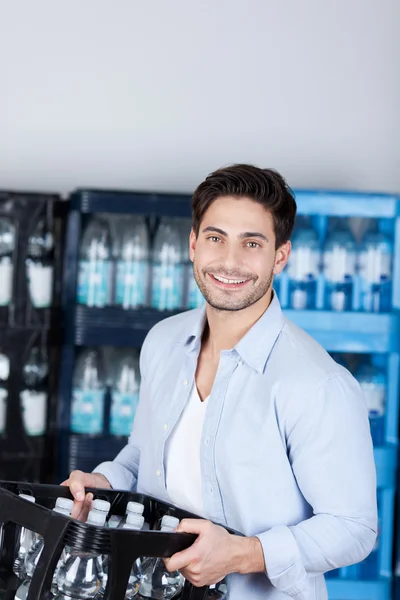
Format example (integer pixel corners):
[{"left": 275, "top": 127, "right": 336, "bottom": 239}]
[{"left": 203, "top": 288, "right": 273, "bottom": 357}]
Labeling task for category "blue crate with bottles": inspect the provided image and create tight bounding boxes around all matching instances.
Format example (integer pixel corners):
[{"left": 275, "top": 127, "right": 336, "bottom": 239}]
[
  {"left": 76, "top": 214, "right": 205, "bottom": 313},
  {"left": 275, "top": 215, "right": 394, "bottom": 313},
  {"left": 70, "top": 346, "right": 141, "bottom": 438}
]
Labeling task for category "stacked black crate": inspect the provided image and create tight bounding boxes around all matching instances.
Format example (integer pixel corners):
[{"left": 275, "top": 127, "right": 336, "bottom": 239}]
[{"left": 0, "top": 191, "right": 65, "bottom": 483}]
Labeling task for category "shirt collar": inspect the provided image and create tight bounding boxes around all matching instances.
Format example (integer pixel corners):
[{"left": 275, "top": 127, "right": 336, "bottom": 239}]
[{"left": 183, "top": 291, "right": 285, "bottom": 373}]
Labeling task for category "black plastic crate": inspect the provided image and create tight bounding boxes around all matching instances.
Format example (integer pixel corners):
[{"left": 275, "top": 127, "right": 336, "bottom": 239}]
[
  {"left": 0, "top": 481, "right": 236, "bottom": 599},
  {"left": 0, "top": 191, "right": 65, "bottom": 329}
]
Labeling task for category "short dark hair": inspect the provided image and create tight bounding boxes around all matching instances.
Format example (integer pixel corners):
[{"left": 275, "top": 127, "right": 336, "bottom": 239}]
[{"left": 192, "top": 164, "right": 297, "bottom": 249}]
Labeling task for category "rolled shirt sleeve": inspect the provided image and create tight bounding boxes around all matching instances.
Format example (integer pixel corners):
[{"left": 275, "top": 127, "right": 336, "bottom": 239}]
[{"left": 256, "top": 371, "right": 377, "bottom": 598}]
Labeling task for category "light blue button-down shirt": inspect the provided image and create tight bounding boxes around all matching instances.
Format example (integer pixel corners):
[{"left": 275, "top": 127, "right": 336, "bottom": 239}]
[{"left": 95, "top": 293, "right": 377, "bottom": 599}]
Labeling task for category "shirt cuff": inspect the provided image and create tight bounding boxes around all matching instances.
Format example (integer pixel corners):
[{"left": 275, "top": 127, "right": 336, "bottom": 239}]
[
  {"left": 256, "top": 525, "right": 311, "bottom": 598},
  {"left": 93, "top": 460, "right": 137, "bottom": 491}
]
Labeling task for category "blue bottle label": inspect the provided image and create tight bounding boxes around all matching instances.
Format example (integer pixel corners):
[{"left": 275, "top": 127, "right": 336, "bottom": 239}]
[
  {"left": 110, "top": 392, "right": 139, "bottom": 436},
  {"left": 77, "top": 260, "right": 111, "bottom": 307},
  {"left": 188, "top": 275, "right": 204, "bottom": 309},
  {"left": 71, "top": 388, "right": 105, "bottom": 434},
  {"left": 151, "top": 264, "right": 183, "bottom": 310},
  {"left": 115, "top": 260, "right": 148, "bottom": 309}
]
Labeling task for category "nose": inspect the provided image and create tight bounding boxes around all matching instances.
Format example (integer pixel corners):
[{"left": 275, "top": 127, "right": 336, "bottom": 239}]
[{"left": 220, "top": 242, "right": 244, "bottom": 271}]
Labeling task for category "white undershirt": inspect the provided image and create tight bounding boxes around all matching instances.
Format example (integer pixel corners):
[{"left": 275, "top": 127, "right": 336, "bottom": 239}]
[{"left": 165, "top": 384, "right": 209, "bottom": 516}]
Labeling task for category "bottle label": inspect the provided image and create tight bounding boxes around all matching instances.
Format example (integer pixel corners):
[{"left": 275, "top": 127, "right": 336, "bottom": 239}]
[
  {"left": 358, "top": 248, "right": 392, "bottom": 284},
  {"left": 151, "top": 264, "right": 183, "bottom": 310},
  {"left": 110, "top": 392, "right": 139, "bottom": 436},
  {"left": 77, "top": 260, "right": 111, "bottom": 307},
  {"left": 360, "top": 382, "right": 385, "bottom": 417},
  {"left": 188, "top": 276, "right": 204, "bottom": 309},
  {"left": 115, "top": 260, "right": 148, "bottom": 309},
  {"left": 0, "top": 388, "right": 6, "bottom": 433},
  {"left": 0, "top": 258, "right": 13, "bottom": 306},
  {"left": 324, "top": 249, "right": 356, "bottom": 283},
  {"left": 20, "top": 390, "right": 47, "bottom": 435},
  {"left": 291, "top": 288, "right": 308, "bottom": 310},
  {"left": 71, "top": 388, "right": 105, "bottom": 434},
  {"left": 27, "top": 262, "right": 53, "bottom": 308},
  {"left": 288, "top": 247, "right": 319, "bottom": 281}
]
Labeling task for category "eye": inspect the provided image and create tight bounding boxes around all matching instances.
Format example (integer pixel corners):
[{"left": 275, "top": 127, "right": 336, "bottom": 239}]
[
  {"left": 207, "top": 236, "right": 222, "bottom": 243},
  {"left": 246, "top": 241, "right": 260, "bottom": 248}
]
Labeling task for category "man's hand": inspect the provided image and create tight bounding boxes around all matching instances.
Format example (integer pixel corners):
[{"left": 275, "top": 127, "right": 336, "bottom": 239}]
[
  {"left": 164, "top": 519, "right": 265, "bottom": 588},
  {"left": 61, "top": 470, "right": 111, "bottom": 520}
]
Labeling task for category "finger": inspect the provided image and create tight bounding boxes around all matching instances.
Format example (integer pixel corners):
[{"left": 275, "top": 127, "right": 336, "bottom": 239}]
[
  {"left": 72, "top": 492, "right": 93, "bottom": 521},
  {"left": 68, "top": 470, "right": 87, "bottom": 502},
  {"left": 165, "top": 546, "right": 199, "bottom": 572},
  {"left": 175, "top": 518, "right": 210, "bottom": 535}
]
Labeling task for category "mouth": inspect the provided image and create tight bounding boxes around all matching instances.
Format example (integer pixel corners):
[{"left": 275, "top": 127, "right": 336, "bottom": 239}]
[{"left": 207, "top": 273, "right": 252, "bottom": 289}]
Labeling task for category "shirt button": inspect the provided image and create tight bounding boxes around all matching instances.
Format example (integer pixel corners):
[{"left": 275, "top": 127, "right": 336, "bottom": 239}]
[
  {"left": 238, "top": 359, "right": 243, "bottom": 366},
  {"left": 164, "top": 424, "right": 168, "bottom": 430},
  {"left": 156, "top": 470, "right": 161, "bottom": 477},
  {"left": 183, "top": 379, "right": 189, "bottom": 386}
]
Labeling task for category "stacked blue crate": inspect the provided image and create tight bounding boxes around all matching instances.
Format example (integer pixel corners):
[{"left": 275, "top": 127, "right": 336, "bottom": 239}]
[{"left": 58, "top": 188, "right": 400, "bottom": 599}]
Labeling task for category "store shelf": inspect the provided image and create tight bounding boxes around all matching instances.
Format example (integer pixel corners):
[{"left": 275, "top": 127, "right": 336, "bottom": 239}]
[
  {"left": 295, "top": 190, "right": 400, "bottom": 218},
  {"left": 326, "top": 578, "right": 391, "bottom": 600},
  {"left": 58, "top": 433, "right": 127, "bottom": 480},
  {"left": 375, "top": 446, "right": 397, "bottom": 489}
]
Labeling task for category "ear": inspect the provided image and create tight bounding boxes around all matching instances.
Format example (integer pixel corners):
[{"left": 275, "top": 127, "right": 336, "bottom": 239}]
[
  {"left": 189, "top": 228, "right": 197, "bottom": 263},
  {"left": 273, "top": 241, "right": 291, "bottom": 275}
]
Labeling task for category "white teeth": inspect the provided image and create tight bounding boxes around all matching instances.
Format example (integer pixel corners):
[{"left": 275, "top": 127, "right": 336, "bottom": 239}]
[{"left": 213, "top": 275, "right": 246, "bottom": 284}]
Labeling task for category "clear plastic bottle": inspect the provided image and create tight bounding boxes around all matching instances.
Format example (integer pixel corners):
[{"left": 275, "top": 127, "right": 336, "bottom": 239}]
[
  {"left": 287, "top": 220, "right": 320, "bottom": 310},
  {"left": 118, "top": 501, "right": 145, "bottom": 530},
  {"left": 110, "top": 351, "right": 140, "bottom": 437},
  {"left": 0, "top": 218, "right": 15, "bottom": 307},
  {"left": 77, "top": 217, "right": 112, "bottom": 308},
  {"left": 114, "top": 217, "right": 150, "bottom": 309},
  {"left": 137, "top": 515, "right": 184, "bottom": 599},
  {"left": 13, "top": 494, "right": 36, "bottom": 578},
  {"left": 54, "top": 507, "right": 107, "bottom": 599},
  {"left": 0, "top": 351, "right": 10, "bottom": 435},
  {"left": 355, "top": 360, "right": 386, "bottom": 446},
  {"left": 20, "top": 346, "right": 48, "bottom": 436},
  {"left": 26, "top": 219, "right": 54, "bottom": 308},
  {"left": 151, "top": 219, "right": 184, "bottom": 311},
  {"left": 70, "top": 349, "right": 106, "bottom": 435},
  {"left": 323, "top": 220, "right": 357, "bottom": 312},
  {"left": 15, "top": 499, "right": 73, "bottom": 600},
  {"left": 358, "top": 230, "right": 392, "bottom": 313}
]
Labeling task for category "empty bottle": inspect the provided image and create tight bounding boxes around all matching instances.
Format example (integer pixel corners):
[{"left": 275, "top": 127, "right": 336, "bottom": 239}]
[
  {"left": 55, "top": 506, "right": 107, "bottom": 599},
  {"left": 323, "top": 220, "right": 357, "bottom": 312},
  {"left": 71, "top": 349, "right": 106, "bottom": 435},
  {"left": 13, "top": 494, "right": 36, "bottom": 578},
  {"left": 358, "top": 230, "right": 392, "bottom": 313},
  {"left": 114, "top": 217, "right": 150, "bottom": 309},
  {"left": 137, "top": 515, "right": 184, "bottom": 599},
  {"left": 77, "top": 217, "right": 112, "bottom": 308},
  {"left": 151, "top": 219, "right": 184, "bottom": 311},
  {"left": 110, "top": 352, "right": 140, "bottom": 437},
  {"left": 0, "top": 218, "right": 15, "bottom": 307},
  {"left": 287, "top": 221, "right": 320, "bottom": 310},
  {"left": 355, "top": 360, "right": 386, "bottom": 446},
  {"left": 26, "top": 219, "right": 54, "bottom": 308},
  {"left": 0, "top": 352, "right": 9, "bottom": 435},
  {"left": 20, "top": 346, "right": 48, "bottom": 436},
  {"left": 15, "top": 499, "right": 73, "bottom": 600}
]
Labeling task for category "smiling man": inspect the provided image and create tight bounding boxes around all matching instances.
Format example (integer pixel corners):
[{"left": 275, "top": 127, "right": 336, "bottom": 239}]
[{"left": 64, "top": 164, "right": 377, "bottom": 599}]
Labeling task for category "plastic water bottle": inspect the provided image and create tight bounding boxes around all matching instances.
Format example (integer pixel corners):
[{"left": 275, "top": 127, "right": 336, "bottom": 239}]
[
  {"left": 287, "top": 222, "right": 320, "bottom": 310},
  {"left": 151, "top": 219, "right": 184, "bottom": 311},
  {"left": 70, "top": 349, "right": 106, "bottom": 435},
  {"left": 358, "top": 231, "right": 392, "bottom": 313},
  {"left": 20, "top": 347, "right": 48, "bottom": 436},
  {"left": 0, "top": 352, "right": 9, "bottom": 435},
  {"left": 55, "top": 506, "right": 107, "bottom": 599},
  {"left": 114, "top": 216, "right": 150, "bottom": 309},
  {"left": 26, "top": 220, "right": 54, "bottom": 308},
  {"left": 110, "top": 352, "right": 140, "bottom": 437},
  {"left": 323, "top": 221, "right": 357, "bottom": 312},
  {"left": 207, "top": 581, "right": 228, "bottom": 598},
  {"left": 137, "top": 515, "right": 184, "bottom": 599},
  {"left": 355, "top": 360, "right": 386, "bottom": 446},
  {"left": 77, "top": 218, "right": 112, "bottom": 308},
  {"left": 0, "top": 218, "right": 15, "bottom": 307},
  {"left": 13, "top": 494, "right": 36, "bottom": 578},
  {"left": 117, "top": 501, "right": 145, "bottom": 530},
  {"left": 15, "top": 499, "right": 73, "bottom": 600},
  {"left": 177, "top": 218, "right": 204, "bottom": 310}
]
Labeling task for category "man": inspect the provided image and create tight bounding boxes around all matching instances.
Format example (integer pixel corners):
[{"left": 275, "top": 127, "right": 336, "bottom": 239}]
[{"left": 64, "top": 164, "right": 377, "bottom": 599}]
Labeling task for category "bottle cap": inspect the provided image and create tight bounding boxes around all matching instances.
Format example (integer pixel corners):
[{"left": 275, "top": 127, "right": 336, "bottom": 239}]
[
  {"left": 87, "top": 510, "right": 107, "bottom": 527},
  {"left": 126, "top": 501, "right": 144, "bottom": 515},
  {"left": 19, "top": 494, "right": 35, "bottom": 503},
  {"left": 53, "top": 506, "right": 71, "bottom": 516},
  {"left": 124, "top": 514, "right": 145, "bottom": 530},
  {"left": 55, "top": 497, "right": 74, "bottom": 511},
  {"left": 161, "top": 515, "right": 179, "bottom": 530},
  {"left": 92, "top": 499, "right": 111, "bottom": 513}
]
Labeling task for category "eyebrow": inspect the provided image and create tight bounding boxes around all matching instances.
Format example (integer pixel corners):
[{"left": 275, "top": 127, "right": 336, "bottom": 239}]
[{"left": 202, "top": 226, "right": 269, "bottom": 243}]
